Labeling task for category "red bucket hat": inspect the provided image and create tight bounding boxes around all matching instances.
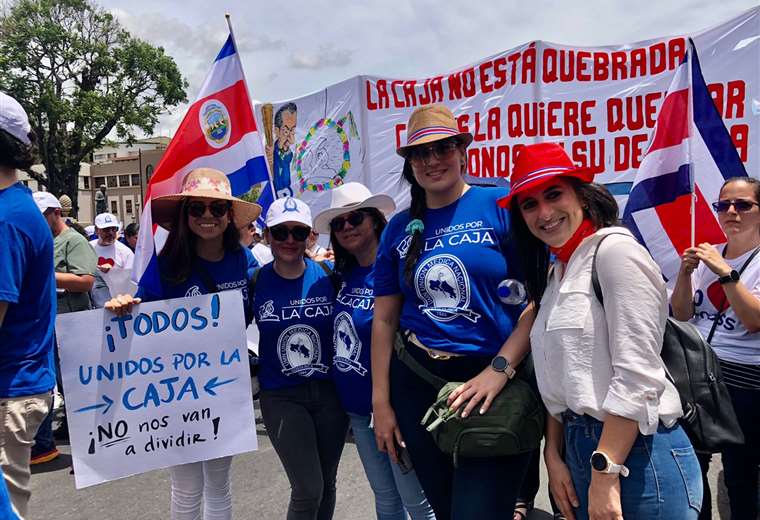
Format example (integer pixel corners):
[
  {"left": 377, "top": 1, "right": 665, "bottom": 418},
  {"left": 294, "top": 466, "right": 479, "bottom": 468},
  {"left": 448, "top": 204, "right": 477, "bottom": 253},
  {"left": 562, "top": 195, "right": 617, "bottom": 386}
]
[{"left": 496, "top": 142, "right": 595, "bottom": 208}]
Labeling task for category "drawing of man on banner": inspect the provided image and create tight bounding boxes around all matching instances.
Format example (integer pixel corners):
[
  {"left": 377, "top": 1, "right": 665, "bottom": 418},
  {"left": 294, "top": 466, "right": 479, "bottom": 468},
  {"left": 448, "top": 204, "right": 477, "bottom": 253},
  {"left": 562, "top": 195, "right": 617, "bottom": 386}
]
[{"left": 271, "top": 103, "right": 297, "bottom": 198}]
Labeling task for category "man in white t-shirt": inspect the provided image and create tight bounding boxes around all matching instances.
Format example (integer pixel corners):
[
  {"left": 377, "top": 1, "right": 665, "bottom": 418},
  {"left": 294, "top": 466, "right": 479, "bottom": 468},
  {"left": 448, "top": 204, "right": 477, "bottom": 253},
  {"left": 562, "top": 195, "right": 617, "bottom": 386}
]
[{"left": 90, "top": 213, "right": 136, "bottom": 297}]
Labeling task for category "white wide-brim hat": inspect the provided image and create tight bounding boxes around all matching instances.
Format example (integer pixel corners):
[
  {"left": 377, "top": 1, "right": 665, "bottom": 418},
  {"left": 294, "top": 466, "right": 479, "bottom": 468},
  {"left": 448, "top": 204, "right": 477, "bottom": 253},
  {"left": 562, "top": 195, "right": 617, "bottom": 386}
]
[{"left": 313, "top": 182, "right": 396, "bottom": 234}]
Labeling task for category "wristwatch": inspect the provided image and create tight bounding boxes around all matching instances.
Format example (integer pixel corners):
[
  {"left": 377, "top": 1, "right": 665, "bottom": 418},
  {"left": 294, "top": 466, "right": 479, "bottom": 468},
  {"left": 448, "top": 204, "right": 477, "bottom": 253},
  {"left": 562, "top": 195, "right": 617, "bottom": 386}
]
[
  {"left": 590, "top": 451, "right": 629, "bottom": 477},
  {"left": 719, "top": 270, "right": 740, "bottom": 285},
  {"left": 490, "top": 356, "right": 516, "bottom": 379}
]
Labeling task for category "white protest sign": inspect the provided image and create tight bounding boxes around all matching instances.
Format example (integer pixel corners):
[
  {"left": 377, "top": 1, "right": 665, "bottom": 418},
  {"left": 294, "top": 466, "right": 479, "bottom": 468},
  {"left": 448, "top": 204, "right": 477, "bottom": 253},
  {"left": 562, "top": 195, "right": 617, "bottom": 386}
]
[{"left": 56, "top": 290, "right": 257, "bottom": 489}]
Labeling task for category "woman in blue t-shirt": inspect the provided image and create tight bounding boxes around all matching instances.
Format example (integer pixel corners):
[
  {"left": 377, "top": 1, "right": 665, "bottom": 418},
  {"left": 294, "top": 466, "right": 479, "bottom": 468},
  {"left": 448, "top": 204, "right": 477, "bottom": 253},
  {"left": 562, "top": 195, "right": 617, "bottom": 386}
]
[
  {"left": 106, "top": 167, "right": 260, "bottom": 520},
  {"left": 253, "top": 196, "right": 348, "bottom": 520},
  {"left": 371, "top": 105, "right": 535, "bottom": 519},
  {"left": 313, "top": 183, "right": 435, "bottom": 520}
]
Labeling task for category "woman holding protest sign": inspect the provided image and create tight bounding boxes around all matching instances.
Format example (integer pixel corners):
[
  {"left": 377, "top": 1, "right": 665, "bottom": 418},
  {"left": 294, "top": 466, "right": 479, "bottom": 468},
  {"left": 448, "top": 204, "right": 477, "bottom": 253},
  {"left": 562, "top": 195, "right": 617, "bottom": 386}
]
[
  {"left": 313, "top": 182, "right": 435, "bottom": 520},
  {"left": 500, "top": 142, "right": 701, "bottom": 519},
  {"left": 671, "top": 176, "right": 760, "bottom": 520},
  {"left": 105, "top": 167, "right": 260, "bottom": 520},
  {"left": 253, "top": 196, "right": 349, "bottom": 520},
  {"left": 370, "top": 104, "right": 536, "bottom": 519}
]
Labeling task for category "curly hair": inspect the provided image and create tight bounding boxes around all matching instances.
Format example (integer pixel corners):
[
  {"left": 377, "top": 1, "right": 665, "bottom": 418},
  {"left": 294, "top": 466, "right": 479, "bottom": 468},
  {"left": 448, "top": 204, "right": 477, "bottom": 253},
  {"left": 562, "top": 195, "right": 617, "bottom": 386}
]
[{"left": 0, "top": 129, "right": 35, "bottom": 170}]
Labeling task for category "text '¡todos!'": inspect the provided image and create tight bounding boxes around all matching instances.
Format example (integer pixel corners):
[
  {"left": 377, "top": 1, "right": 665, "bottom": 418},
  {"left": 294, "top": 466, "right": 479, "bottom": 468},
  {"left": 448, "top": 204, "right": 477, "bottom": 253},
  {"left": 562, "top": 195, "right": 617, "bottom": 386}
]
[{"left": 104, "top": 294, "right": 222, "bottom": 353}]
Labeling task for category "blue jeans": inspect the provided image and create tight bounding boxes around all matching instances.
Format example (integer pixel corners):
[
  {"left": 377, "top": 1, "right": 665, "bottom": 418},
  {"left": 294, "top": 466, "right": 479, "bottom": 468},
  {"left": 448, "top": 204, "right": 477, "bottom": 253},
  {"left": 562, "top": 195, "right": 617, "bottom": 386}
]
[
  {"left": 563, "top": 411, "right": 702, "bottom": 520},
  {"left": 390, "top": 345, "right": 530, "bottom": 520},
  {"left": 349, "top": 413, "right": 435, "bottom": 520}
]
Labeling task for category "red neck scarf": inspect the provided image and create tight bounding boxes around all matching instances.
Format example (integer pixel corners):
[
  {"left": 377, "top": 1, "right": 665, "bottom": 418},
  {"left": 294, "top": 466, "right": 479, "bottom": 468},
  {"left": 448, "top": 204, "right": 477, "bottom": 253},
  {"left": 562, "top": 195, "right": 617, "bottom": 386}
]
[{"left": 549, "top": 218, "right": 596, "bottom": 263}]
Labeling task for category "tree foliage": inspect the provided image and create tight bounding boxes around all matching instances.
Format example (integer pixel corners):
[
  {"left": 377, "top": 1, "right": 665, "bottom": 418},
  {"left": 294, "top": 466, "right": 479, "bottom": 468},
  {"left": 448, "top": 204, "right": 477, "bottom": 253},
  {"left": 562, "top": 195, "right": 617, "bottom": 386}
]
[{"left": 0, "top": 0, "right": 187, "bottom": 214}]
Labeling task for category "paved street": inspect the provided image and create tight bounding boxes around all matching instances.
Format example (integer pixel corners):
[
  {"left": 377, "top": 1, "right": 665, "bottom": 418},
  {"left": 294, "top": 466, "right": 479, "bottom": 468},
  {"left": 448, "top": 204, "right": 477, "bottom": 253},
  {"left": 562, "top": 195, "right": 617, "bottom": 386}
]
[{"left": 29, "top": 403, "right": 733, "bottom": 519}]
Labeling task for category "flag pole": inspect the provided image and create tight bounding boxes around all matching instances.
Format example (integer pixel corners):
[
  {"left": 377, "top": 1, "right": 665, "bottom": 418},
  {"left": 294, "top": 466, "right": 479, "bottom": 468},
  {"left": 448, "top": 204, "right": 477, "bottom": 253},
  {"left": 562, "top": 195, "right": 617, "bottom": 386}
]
[
  {"left": 225, "top": 13, "right": 278, "bottom": 202},
  {"left": 687, "top": 39, "right": 696, "bottom": 248}
]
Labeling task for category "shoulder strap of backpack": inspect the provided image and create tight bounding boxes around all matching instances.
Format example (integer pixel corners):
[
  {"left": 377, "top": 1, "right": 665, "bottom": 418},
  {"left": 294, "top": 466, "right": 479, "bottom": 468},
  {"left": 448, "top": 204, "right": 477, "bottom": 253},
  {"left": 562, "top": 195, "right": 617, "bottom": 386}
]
[{"left": 590, "top": 232, "right": 631, "bottom": 306}]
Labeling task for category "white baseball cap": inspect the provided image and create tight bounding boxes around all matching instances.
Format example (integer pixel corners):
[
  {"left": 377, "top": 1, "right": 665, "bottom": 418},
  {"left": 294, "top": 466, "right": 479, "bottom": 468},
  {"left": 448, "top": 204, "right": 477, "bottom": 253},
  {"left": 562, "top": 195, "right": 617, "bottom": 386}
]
[
  {"left": 32, "top": 191, "right": 61, "bottom": 213},
  {"left": 265, "top": 197, "right": 312, "bottom": 229},
  {"left": 0, "top": 92, "right": 31, "bottom": 145},
  {"left": 94, "top": 212, "right": 120, "bottom": 229}
]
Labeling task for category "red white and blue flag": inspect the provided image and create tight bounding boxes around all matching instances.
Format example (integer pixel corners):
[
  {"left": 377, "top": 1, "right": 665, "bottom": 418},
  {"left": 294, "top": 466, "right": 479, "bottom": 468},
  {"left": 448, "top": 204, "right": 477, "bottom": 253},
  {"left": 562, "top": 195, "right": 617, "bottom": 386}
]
[
  {"left": 622, "top": 39, "right": 747, "bottom": 285},
  {"left": 133, "top": 34, "right": 271, "bottom": 290}
]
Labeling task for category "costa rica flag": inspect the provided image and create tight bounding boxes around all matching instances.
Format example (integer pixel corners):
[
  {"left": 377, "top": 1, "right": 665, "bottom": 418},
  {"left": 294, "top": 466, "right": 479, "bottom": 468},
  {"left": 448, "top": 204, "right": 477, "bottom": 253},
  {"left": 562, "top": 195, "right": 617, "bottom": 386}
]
[
  {"left": 622, "top": 39, "right": 747, "bottom": 285},
  {"left": 133, "top": 34, "right": 273, "bottom": 291}
]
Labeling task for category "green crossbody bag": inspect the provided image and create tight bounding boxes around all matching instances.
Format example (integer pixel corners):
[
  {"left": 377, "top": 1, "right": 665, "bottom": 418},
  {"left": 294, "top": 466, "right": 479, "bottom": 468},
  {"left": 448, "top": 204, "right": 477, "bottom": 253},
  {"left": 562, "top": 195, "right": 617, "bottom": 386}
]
[{"left": 394, "top": 333, "right": 545, "bottom": 467}]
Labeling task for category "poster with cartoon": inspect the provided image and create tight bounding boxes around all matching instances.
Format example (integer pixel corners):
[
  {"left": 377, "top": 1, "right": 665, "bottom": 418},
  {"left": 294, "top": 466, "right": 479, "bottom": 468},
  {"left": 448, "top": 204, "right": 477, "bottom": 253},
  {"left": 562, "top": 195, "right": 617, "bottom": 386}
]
[{"left": 56, "top": 291, "right": 257, "bottom": 489}]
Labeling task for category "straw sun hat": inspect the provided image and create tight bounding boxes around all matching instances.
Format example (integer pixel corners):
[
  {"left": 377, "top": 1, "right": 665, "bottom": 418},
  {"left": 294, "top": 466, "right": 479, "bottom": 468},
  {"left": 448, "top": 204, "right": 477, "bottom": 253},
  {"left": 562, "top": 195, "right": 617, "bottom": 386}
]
[
  {"left": 151, "top": 168, "right": 262, "bottom": 229},
  {"left": 396, "top": 104, "right": 473, "bottom": 158}
]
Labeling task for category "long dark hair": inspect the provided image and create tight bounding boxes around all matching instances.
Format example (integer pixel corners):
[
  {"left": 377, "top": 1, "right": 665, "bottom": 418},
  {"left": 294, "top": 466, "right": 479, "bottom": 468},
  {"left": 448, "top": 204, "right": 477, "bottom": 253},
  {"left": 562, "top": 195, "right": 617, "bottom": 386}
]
[
  {"left": 330, "top": 208, "right": 387, "bottom": 276},
  {"left": 159, "top": 199, "right": 241, "bottom": 285},
  {"left": 510, "top": 178, "right": 619, "bottom": 304},
  {"left": 401, "top": 159, "right": 428, "bottom": 286},
  {"left": 0, "top": 129, "right": 35, "bottom": 170}
]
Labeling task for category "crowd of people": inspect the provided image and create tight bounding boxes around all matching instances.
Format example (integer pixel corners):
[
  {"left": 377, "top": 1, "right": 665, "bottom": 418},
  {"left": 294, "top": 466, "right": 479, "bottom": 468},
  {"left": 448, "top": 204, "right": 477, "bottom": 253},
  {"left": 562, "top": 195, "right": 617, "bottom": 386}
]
[{"left": 1, "top": 90, "right": 759, "bottom": 520}]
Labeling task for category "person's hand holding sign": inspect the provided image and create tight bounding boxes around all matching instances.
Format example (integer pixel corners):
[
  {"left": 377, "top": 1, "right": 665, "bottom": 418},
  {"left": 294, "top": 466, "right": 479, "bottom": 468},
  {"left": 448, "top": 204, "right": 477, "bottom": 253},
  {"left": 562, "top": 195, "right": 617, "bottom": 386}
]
[{"left": 104, "top": 294, "right": 141, "bottom": 317}]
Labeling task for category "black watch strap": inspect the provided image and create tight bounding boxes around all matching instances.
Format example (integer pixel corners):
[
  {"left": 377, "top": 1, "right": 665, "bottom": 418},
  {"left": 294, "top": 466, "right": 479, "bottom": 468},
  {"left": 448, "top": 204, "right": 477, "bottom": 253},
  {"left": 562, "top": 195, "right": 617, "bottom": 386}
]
[{"left": 719, "top": 270, "right": 740, "bottom": 285}]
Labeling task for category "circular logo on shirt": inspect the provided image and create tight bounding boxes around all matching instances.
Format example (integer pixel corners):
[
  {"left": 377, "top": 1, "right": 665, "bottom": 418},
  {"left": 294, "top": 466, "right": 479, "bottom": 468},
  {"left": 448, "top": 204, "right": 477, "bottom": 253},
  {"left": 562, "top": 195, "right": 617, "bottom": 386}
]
[
  {"left": 185, "top": 285, "right": 202, "bottom": 297},
  {"left": 277, "top": 325, "right": 328, "bottom": 377},
  {"left": 333, "top": 312, "right": 367, "bottom": 376},
  {"left": 415, "top": 254, "right": 480, "bottom": 323},
  {"left": 199, "top": 99, "right": 231, "bottom": 149}
]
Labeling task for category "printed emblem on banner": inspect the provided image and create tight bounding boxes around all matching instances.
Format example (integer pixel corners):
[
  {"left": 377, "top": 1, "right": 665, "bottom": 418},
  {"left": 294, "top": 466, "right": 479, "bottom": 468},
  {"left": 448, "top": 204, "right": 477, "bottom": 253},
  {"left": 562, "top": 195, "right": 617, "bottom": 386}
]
[
  {"left": 333, "top": 312, "right": 366, "bottom": 376},
  {"left": 258, "top": 300, "right": 279, "bottom": 322},
  {"left": 185, "top": 286, "right": 202, "bottom": 297},
  {"left": 199, "top": 99, "right": 231, "bottom": 149},
  {"left": 278, "top": 325, "right": 329, "bottom": 377},
  {"left": 415, "top": 254, "right": 480, "bottom": 323}
]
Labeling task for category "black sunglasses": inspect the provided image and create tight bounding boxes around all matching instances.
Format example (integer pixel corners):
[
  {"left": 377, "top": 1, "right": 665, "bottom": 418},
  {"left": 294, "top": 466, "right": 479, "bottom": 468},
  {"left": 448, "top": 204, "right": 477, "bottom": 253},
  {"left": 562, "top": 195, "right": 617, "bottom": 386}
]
[
  {"left": 187, "top": 201, "right": 231, "bottom": 218},
  {"left": 269, "top": 225, "right": 311, "bottom": 242},
  {"left": 329, "top": 210, "right": 370, "bottom": 233},
  {"left": 407, "top": 138, "right": 460, "bottom": 165},
  {"left": 711, "top": 199, "right": 759, "bottom": 213}
]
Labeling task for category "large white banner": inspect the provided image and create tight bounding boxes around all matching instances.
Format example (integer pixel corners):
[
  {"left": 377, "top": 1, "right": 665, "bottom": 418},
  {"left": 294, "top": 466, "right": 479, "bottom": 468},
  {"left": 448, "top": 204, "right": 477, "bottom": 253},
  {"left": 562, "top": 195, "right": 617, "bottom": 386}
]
[
  {"left": 56, "top": 291, "right": 257, "bottom": 489},
  {"left": 256, "top": 7, "right": 759, "bottom": 217}
]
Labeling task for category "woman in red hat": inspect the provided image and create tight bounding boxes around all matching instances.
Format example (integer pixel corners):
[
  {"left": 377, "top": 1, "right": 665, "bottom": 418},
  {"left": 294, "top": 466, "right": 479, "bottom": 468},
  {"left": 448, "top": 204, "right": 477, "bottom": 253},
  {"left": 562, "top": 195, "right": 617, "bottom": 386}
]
[
  {"left": 501, "top": 142, "right": 702, "bottom": 520},
  {"left": 371, "top": 104, "right": 535, "bottom": 519}
]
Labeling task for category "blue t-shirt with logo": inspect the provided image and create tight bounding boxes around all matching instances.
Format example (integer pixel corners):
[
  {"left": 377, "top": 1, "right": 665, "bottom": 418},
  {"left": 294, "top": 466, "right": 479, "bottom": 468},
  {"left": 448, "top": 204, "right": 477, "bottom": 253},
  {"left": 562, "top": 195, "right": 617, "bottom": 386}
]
[
  {"left": 332, "top": 265, "right": 374, "bottom": 415},
  {"left": 253, "top": 260, "right": 335, "bottom": 391},
  {"left": 0, "top": 183, "right": 56, "bottom": 397},
  {"left": 136, "top": 247, "right": 258, "bottom": 325},
  {"left": 374, "top": 186, "right": 524, "bottom": 356}
]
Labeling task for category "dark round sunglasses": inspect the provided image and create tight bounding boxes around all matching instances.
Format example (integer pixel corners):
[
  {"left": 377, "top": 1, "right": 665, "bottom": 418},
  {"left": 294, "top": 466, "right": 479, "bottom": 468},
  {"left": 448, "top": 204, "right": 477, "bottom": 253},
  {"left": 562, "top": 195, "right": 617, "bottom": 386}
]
[
  {"left": 712, "top": 199, "right": 759, "bottom": 213},
  {"left": 269, "top": 224, "right": 311, "bottom": 242},
  {"left": 407, "top": 138, "right": 460, "bottom": 165},
  {"left": 329, "top": 210, "right": 370, "bottom": 233},
  {"left": 187, "top": 201, "right": 231, "bottom": 218}
]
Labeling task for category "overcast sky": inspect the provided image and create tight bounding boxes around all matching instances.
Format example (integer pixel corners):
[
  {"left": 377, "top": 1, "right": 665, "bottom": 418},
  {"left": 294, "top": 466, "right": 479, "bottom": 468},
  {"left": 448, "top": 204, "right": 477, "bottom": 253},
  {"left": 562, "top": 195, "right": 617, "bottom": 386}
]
[{"left": 99, "top": 0, "right": 758, "bottom": 136}]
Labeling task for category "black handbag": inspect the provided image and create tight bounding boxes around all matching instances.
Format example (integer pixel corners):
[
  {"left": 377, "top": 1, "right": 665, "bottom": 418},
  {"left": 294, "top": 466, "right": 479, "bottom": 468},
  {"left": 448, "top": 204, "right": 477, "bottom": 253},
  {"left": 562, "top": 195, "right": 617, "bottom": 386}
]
[{"left": 591, "top": 233, "right": 747, "bottom": 452}]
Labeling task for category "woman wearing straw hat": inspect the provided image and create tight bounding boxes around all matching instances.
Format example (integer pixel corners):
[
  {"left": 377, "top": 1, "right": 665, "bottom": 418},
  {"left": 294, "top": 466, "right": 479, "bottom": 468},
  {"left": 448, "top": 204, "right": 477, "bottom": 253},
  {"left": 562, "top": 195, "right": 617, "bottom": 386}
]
[
  {"left": 106, "top": 167, "right": 261, "bottom": 520},
  {"left": 499, "top": 142, "right": 701, "bottom": 520},
  {"left": 254, "top": 196, "right": 349, "bottom": 520},
  {"left": 313, "top": 183, "right": 435, "bottom": 520},
  {"left": 371, "top": 104, "right": 534, "bottom": 519}
]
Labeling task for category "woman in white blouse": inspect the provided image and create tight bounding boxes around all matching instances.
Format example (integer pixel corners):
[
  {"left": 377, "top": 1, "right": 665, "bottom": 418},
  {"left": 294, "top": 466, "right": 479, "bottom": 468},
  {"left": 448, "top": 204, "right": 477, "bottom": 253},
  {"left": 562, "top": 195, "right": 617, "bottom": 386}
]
[{"left": 497, "top": 143, "right": 702, "bottom": 520}]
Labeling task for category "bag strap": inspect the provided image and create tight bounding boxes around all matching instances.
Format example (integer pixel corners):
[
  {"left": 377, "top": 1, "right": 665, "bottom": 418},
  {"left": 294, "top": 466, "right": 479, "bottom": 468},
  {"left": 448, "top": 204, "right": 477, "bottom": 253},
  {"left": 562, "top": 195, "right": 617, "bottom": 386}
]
[
  {"left": 393, "top": 333, "right": 448, "bottom": 391},
  {"left": 704, "top": 244, "right": 760, "bottom": 343}
]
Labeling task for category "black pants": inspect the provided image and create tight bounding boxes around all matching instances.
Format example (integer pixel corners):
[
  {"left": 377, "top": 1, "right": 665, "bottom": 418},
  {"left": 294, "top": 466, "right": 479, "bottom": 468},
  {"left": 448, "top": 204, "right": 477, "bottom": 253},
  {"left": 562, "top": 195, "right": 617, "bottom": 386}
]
[
  {"left": 390, "top": 343, "right": 530, "bottom": 520},
  {"left": 260, "top": 380, "right": 349, "bottom": 520},
  {"left": 721, "top": 385, "right": 760, "bottom": 520}
]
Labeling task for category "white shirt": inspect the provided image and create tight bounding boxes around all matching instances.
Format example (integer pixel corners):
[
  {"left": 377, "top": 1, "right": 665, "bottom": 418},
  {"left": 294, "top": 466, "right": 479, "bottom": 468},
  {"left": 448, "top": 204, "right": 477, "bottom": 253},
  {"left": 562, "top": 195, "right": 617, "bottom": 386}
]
[
  {"left": 530, "top": 227, "right": 682, "bottom": 435},
  {"left": 690, "top": 244, "right": 760, "bottom": 365},
  {"left": 251, "top": 243, "right": 273, "bottom": 265},
  {"left": 89, "top": 239, "right": 136, "bottom": 296}
]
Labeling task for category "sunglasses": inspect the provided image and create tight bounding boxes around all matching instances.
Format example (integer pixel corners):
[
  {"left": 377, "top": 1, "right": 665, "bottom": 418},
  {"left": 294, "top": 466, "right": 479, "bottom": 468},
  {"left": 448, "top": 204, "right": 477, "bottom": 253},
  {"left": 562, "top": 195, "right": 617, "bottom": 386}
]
[
  {"left": 187, "top": 201, "right": 231, "bottom": 218},
  {"left": 407, "top": 138, "right": 460, "bottom": 165},
  {"left": 269, "top": 225, "right": 311, "bottom": 242},
  {"left": 711, "top": 199, "right": 759, "bottom": 213},
  {"left": 329, "top": 210, "right": 370, "bottom": 233}
]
